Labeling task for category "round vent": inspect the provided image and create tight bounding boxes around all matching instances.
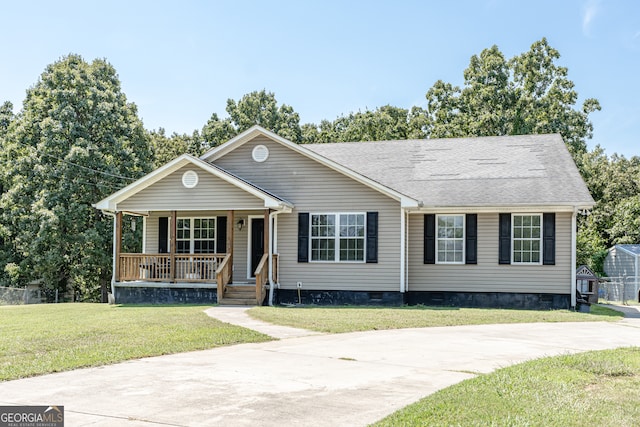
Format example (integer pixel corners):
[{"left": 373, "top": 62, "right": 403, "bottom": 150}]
[
  {"left": 252, "top": 145, "right": 269, "bottom": 162},
  {"left": 182, "top": 170, "right": 199, "bottom": 188}
]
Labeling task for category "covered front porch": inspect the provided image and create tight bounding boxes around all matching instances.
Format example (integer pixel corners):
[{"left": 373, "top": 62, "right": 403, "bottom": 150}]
[
  {"left": 113, "top": 209, "right": 278, "bottom": 305},
  {"left": 94, "top": 154, "right": 293, "bottom": 305}
]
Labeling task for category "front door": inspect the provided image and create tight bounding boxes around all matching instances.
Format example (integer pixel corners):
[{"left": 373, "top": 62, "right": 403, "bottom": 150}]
[{"left": 250, "top": 218, "right": 264, "bottom": 277}]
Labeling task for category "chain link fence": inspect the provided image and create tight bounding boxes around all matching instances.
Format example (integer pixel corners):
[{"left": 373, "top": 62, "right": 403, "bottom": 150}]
[
  {"left": 0, "top": 286, "right": 27, "bottom": 305},
  {"left": 0, "top": 286, "right": 66, "bottom": 305},
  {"left": 598, "top": 277, "right": 640, "bottom": 304}
]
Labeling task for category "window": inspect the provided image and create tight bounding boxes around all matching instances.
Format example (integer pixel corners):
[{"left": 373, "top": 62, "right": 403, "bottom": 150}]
[
  {"left": 176, "top": 217, "right": 216, "bottom": 254},
  {"left": 436, "top": 215, "right": 464, "bottom": 263},
  {"left": 310, "top": 213, "right": 365, "bottom": 262},
  {"left": 512, "top": 214, "right": 541, "bottom": 264},
  {"left": 311, "top": 214, "right": 335, "bottom": 261}
]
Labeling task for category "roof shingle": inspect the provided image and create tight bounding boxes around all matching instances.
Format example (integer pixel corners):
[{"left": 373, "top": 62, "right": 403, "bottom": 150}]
[{"left": 305, "top": 134, "right": 594, "bottom": 207}]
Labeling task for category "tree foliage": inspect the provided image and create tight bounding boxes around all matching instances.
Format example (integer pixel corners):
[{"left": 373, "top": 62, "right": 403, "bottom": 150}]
[
  {"left": 425, "top": 38, "right": 601, "bottom": 156},
  {"left": 0, "top": 54, "right": 152, "bottom": 299},
  {"left": 577, "top": 148, "right": 640, "bottom": 272},
  {"left": 148, "top": 128, "right": 204, "bottom": 168},
  {"left": 301, "top": 105, "right": 428, "bottom": 143},
  {"left": 201, "top": 90, "right": 302, "bottom": 149}
]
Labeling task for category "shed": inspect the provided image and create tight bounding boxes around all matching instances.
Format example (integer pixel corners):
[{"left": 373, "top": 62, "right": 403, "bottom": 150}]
[
  {"left": 576, "top": 265, "right": 598, "bottom": 304},
  {"left": 603, "top": 245, "right": 640, "bottom": 302}
]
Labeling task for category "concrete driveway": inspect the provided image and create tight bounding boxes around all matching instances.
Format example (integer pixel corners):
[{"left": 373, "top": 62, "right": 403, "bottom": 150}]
[{"left": 1, "top": 308, "right": 640, "bottom": 426}]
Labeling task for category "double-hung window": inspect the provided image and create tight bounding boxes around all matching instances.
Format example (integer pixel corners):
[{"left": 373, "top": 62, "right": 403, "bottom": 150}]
[
  {"left": 512, "top": 214, "right": 541, "bottom": 264},
  {"left": 310, "top": 213, "right": 365, "bottom": 262},
  {"left": 436, "top": 215, "right": 464, "bottom": 263},
  {"left": 176, "top": 217, "right": 216, "bottom": 254}
]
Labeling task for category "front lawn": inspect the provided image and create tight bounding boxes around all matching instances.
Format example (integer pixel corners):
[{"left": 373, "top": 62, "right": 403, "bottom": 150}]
[
  {"left": 0, "top": 304, "right": 271, "bottom": 381},
  {"left": 248, "top": 304, "right": 622, "bottom": 333},
  {"left": 374, "top": 347, "right": 640, "bottom": 426}
]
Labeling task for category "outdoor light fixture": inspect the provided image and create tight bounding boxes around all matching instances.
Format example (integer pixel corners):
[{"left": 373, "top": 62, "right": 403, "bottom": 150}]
[{"left": 237, "top": 219, "right": 245, "bottom": 231}]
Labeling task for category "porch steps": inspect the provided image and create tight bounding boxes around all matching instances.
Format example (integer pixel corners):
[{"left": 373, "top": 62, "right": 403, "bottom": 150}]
[{"left": 219, "top": 285, "right": 259, "bottom": 306}]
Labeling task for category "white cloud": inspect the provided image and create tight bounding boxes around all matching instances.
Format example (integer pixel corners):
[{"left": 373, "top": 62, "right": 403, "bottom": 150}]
[{"left": 582, "top": 0, "right": 600, "bottom": 36}]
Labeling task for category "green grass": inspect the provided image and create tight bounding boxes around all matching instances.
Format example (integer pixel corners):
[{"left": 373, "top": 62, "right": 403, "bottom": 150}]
[
  {"left": 374, "top": 347, "right": 640, "bottom": 426},
  {"left": 0, "top": 304, "right": 271, "bottom": 381},
  {"left": 247, "top": 304, "right": 623, "bottom": 333}
]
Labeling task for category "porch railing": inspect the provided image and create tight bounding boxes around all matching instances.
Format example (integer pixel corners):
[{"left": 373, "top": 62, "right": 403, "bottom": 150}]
[
  {"left": 254, "top": 254, "right": 268, "bottom": 304},
  {"left": 254, "top": 253, "right": 278, "bottom": 305},
  {"left": 216, "top": 253, "right": 232, "bottom": 297},
  {"left": 119, "top": 253, "right": 226, "bottom": 283}
]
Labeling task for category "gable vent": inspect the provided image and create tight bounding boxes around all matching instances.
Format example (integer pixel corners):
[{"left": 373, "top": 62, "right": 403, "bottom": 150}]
[
  {"left": 182, "top": 170, "right": 199, "bottom": 188},
  {"left": 252, "top": 145, "right": 269, "bottom": 162}
]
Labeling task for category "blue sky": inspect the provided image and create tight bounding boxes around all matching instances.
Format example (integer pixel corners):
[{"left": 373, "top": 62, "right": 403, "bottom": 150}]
[{"left": 1, "top": 0, "right": 638, "bottom": 156}]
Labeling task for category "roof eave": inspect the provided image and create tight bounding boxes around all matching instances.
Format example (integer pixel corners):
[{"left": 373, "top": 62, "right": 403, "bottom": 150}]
[{"left": 407, "top": 202, "right": 596, "bottom": 213}]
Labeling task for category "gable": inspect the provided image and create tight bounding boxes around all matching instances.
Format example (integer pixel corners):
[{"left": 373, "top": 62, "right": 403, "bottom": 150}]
[
  {"left": 95, "top": 154, "right": 293, "bottom": 213},
  {"left": 117, "top": 165, "right": 266, "bottom": 211},
  {"left": 576, "top": 265, "right": 597, "bottom": 279},
  {"left": 203, "top": 126, "right": 418, "bottom": 207},
  {"left": 213, "top": 135, "right": 400, "bottom": 211}
]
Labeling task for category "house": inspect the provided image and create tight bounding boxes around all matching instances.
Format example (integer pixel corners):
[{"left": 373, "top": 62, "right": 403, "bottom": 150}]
[
  {"left": 603, "top": 244, "right": 640, "bottom": 302},
  {"left": 94, "top": 126, "right": 594, "bottom": 308}
]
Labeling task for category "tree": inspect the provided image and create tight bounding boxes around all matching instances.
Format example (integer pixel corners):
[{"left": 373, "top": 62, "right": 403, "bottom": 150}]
[
  {"left": 201, "top": 90, "right": 302, "bottom": 149},
  {"left": 425, "top": 38, "right": 600, "bottom": 157},
  {"left": 576, "top": 147, "right": 640, "bottom": 272},
  {"left": 0, "top": 101, "right": 16, "bottom": 285},
  {"left": 302, "top": 105, "right": 428, "bottom": 143},
  {"left": 149, "top": 128, "right": 204, "bottom": 168},
  {"left": 0, "top": 54, "right": 152, "bottom": 300}
]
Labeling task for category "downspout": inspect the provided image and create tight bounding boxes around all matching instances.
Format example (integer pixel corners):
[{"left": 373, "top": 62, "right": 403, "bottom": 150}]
[
  {"left": 635, "top": 252, "right": 638, "bottom": 301},
  {"left": 405, "top": 210, "right": 409, "bottom": 292},
  {"left": 268, "top": 210, "right": 283, "bottom": 306},
  {"left": 400, "top": 208, "right": 406, "bottom": 293},
  {"left": 103, "top": 211, "right": 118, "bottom": 300},
  {"left": 571, "top": 207, "right": 578, "bottom": 308}
]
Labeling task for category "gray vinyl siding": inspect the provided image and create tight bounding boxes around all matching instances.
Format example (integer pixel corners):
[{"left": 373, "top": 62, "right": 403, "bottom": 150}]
[
  {"left": 408, "top": 212, "right": 573, "bottom": 294},
  {"left": 145, "top": 215, "right": 159, "bottom": 253},
  {"left": 604, "top": 247, "right": 637, "bottom": 278},
  {"left": 118, "top": 165, "right": 265, "bottom": 212},
  {"left": 216, "top": 136, "right": 402, "bottom": 291}
]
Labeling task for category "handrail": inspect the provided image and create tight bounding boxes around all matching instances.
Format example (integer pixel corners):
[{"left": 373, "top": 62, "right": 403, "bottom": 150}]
[
  {"left": 254, "top": 253, "right": 269, "bottom": 305},
  {"left": 215, "top": 253, "right": 232, "bottom": 301}
]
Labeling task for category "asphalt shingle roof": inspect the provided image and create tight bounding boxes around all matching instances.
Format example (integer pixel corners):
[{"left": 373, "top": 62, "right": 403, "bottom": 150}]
[{"left": 305, "top": 134, "right": 594, "bottom": 207}]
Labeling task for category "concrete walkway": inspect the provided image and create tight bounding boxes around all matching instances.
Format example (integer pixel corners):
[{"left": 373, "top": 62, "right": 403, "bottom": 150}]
[
  {"left": 204, "top": 306, "right": 323, "bottom": 339},
  {"left": 1, "top": 312, "right": 640, "bottom": 426}
]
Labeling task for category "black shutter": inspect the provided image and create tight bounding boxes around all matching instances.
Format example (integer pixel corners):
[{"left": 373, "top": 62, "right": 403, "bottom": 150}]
[
  {"left": 298, "top": 212, "right": 309, "bottom": 262},
  {"left": 465, "top": 214, "right": 477, "bottom": 264},
  {"left": 158, "top": 217, "right": 168, "bottom": 253},
  {"left": 217, "top": 216, "right": 227, "bottom": 253},
  {"left": 366, "top": 211, "right": 378, "bottom": 263},
  {"left": 543, "top": 213, "right": 555, "bottom": 265},
  {"left": 424, "top": 214, "right": 435, "bottom": 264},
  {"left": 499, "top": 213, "right": 511, "bottom": 264}
]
